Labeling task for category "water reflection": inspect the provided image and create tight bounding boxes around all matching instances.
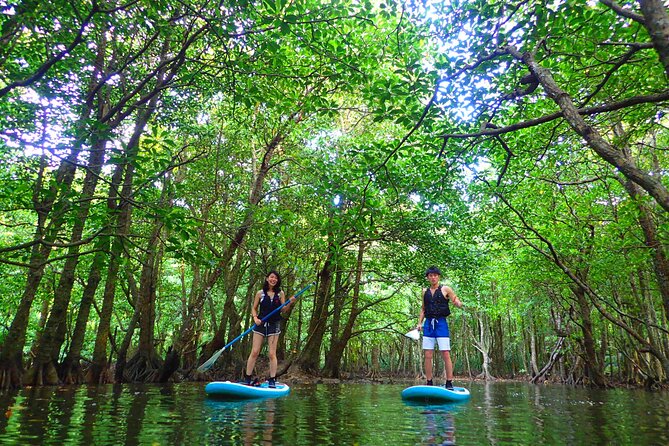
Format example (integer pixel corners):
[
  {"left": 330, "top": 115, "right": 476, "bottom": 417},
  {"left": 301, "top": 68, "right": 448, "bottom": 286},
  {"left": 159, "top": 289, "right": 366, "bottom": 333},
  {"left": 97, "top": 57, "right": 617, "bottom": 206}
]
[
  {"left": 403, "top": 400, "right": 464, "bottom": 446},
  {"left": 0, "top": 382, "right": 668, "bottom": 445},
  {"left": 421, "top": 410, "right": 455, "bottom": 446},
  {"left": 205, "top": 398, "right": 276, "bottom": 445}
]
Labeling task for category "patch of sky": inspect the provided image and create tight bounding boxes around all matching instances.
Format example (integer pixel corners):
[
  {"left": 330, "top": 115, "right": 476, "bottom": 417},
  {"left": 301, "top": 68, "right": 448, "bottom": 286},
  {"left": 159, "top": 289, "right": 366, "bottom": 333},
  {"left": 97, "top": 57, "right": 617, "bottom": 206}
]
[
  {"left": 306, "top": 129, "right": 342, "bottom": 163},
  {"left": 3, "top": 88, "right": 80, "bottom": 163},
  {"left": 196, "top": 112, "right": 210, "bottom": 125},
  {"left": 1, "top": 0, "right": 16, "bottom": 14}
]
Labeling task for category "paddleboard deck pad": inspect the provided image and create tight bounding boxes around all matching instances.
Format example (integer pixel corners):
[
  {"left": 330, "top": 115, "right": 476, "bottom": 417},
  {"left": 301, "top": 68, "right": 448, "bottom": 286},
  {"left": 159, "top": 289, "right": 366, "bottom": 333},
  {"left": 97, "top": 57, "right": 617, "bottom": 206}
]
[
  {"left": 205, "top": 380, "right": 290, "bottom": 399},
  {"left": 401, "top": 385, "right": 470, "bottom": 403}
]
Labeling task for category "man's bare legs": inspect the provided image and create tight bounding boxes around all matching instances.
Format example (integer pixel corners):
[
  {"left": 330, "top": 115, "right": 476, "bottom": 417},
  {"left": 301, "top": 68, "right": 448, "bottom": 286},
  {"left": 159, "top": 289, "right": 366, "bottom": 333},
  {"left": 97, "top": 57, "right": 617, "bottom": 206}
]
[{"left": 424, "top": 348, "right": 454, "bottom": 387}]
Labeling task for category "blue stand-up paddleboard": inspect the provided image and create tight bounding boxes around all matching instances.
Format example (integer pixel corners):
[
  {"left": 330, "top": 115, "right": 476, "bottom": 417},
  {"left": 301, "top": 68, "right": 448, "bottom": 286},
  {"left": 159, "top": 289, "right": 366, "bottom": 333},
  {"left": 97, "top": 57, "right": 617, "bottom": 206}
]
[
  {"left": 205, "top": 381, "right": 290, "bottom": 400},
  {"left": 401, "top": 385, "right": 471, "bottom": 403}
]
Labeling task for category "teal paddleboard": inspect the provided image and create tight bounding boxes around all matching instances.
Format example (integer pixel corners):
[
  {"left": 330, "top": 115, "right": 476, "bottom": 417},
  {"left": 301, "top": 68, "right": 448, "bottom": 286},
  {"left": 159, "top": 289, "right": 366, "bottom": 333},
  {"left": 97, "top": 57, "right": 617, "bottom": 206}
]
[
  {"left": 205, "top": 380, "right": 290, "bottom": 400},
  {"left": 401, "top": 385, "right": 471, "bottom": 403}
]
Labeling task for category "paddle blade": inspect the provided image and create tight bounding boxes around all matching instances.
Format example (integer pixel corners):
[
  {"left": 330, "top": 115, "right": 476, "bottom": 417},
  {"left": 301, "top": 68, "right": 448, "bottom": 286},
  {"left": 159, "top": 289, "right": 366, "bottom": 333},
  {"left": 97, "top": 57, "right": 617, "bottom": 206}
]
[
  {"left": 196, "top": 347, "right": 224, "bottom": 373},
  {"left": 405, "top": 329, "right": 420, "bottom": 341}
]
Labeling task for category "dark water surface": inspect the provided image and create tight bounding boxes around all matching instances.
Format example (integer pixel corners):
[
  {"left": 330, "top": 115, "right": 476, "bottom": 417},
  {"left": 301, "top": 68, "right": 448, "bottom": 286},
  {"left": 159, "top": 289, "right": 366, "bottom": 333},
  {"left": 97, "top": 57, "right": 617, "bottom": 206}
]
[{"left": 1, "top": 381, "right": 667, "bottom": 445}]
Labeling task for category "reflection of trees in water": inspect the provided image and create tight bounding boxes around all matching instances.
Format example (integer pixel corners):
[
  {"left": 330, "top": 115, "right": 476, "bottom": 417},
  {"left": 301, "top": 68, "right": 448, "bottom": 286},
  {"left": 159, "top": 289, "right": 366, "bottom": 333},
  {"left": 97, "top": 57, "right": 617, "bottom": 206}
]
[
  {"left": 0, "top": 391, "right": 16, "bottom": 436},
  {"left": 244, "top": 399, "right": 275, "bottom": 446},
  {"left": 300, "top": 384, "right": 358, "bottom": 444},
  {"left": 0, "top": 383, "right": 142, "bottom": 444},
  {"left": 482, "top": 381, "right": 496, "bottom": 444},
  {"left": 23, "top": 386, "right": 78, "bottom": 443},
  {"left": 80, "top": 385, "right": 107, "bottom": 444},
  {"left": 125, "top": 385, "right": 150, "bottom": 445},
  {"left": 16, "top": 387, "right": 61, "bottom": 442},
  {"left": 205, "top": 398, "right": 277, "bottom": 445},
  {"left": 0, "top": 385, "right": 103, "bottom": 444}
]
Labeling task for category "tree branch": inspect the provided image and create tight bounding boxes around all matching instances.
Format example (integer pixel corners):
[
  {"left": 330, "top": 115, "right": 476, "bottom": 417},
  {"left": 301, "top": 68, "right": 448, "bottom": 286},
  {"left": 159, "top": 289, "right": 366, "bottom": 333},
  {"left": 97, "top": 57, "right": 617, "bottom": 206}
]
[
  {"left": 599, "top": 0, "right": 645, "bottom": 24},
  {"left": 439, "top": 89, "right": 669, "bottom": 140},
  {"left": 504, "top": 44, "right": 669, "bottom": 212}
]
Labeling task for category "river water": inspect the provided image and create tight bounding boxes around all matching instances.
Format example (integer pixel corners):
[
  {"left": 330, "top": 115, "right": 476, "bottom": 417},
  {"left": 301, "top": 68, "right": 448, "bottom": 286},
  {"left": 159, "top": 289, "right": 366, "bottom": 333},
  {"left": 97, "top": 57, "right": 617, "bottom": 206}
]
[{"left": 0, "top": 381, "right": 667, "bottom": 445}]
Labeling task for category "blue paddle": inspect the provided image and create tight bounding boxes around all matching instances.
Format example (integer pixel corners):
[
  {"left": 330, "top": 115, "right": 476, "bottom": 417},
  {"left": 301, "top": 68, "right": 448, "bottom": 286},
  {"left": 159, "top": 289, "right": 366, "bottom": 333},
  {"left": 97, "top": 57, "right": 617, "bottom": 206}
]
[{"left": 196, "top": 282, "right": 315, "bottom": 372}]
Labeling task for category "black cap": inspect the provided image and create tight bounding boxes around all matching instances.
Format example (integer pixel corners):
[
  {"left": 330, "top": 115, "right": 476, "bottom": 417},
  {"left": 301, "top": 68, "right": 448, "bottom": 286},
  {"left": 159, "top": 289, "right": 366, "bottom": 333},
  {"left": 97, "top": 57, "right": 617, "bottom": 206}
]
[{"left": 425, "top": 266, "right": 442, "bottom": 277}]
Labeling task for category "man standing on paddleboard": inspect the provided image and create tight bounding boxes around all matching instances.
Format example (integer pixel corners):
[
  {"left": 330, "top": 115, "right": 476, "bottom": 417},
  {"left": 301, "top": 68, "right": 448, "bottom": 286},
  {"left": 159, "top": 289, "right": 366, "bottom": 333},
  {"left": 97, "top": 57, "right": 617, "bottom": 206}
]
[{"left": 416, "top": 266, "right": 463, "bottom": 389}]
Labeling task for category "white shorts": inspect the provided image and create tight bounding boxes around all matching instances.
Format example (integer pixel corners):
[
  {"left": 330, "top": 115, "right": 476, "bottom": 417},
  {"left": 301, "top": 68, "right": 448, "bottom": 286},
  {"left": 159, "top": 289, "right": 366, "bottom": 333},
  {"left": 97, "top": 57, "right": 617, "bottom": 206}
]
[{"left": 422, "top": 336, "right": 451, "bottom": 351}]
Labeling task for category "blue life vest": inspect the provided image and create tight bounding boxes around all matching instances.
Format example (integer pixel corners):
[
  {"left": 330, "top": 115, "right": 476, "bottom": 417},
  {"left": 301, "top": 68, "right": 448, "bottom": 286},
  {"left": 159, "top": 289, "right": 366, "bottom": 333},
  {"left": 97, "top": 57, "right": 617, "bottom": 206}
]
[
  {"left": 259, "top": 291, "right": 282, "bottom": 322},
  {"left": 424, "top": 286, "right": 451, "bottom": 318}
]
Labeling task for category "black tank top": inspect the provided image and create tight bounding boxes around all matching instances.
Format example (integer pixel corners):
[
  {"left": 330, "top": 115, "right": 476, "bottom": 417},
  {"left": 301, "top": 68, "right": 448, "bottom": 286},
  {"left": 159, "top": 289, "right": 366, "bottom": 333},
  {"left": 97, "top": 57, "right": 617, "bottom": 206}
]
[
  {"left": 259, "top": 291, "right": 282, "bottom": 322},
  {"left": 424, "top": 286, "right": 451, "bottom": 318}
]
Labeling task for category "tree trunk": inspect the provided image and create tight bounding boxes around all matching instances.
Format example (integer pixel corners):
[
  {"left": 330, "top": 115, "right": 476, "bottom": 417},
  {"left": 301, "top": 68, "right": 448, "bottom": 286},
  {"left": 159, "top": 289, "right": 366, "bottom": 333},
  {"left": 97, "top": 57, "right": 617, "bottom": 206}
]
[
  {"left": 636, "top": 269, "right": 666, "bottom": 381},
  {"left": 277, "top": 270, "right": 296, "bottom": 362},
  {"left": 462, "top": 316, "right": 473, "bottom": 379},
  {"left": 572, "top": 285, "right": 608, "bottom": 387},
  {"left": 620, "top": 175, "right": 669, "bottom": 326},
  {"left": 488, "top": 281, "right": 505, "bottom": 376},
  {"left": 88, "top": 177, "right": 131, "bottom": 383},
  {"left": 490, "top": 315, "right": 505, "bottom": 376},
  {"left": 474, "top": 313, "right": 495, "bottom": 381},
  {"left": 531, "top": 337, "right": 566, "bottom": 384},
  {"left": 28, "top": 28, "right": 112, "bottom": 385},
  {"left": 0, "top": 113, "right": 82, "bottom": 389},
  {"left": 368, "top": 344, "right": 381, "bottom": 379},
  {"left": 324, "top": 241, "right": 365, "bottom": 378},
  {"left": 115, "top": 266, "right": 142, "bottom": 382},
  {"left": 323, "top": 261, "right": 347, "bottom": 378},
  {"left": 529, "top": 320, "right": 539, "bottom": 378},
  {"left": 60, "top": 235, "right": 109, "bottom": 384},
  {"left": 615, "top": 119, "right": 669, "bottom": 326},
  {"left": 297, "top": 249, "right": 335, "bottom": 373},
  {"left": 639, "top": 0, "right": 669, "bottom": 77},
  {"left": 324, "top": 267, "right": 346, "bottom": 376},
  {"left": 125, "top": 214, "right": 165, "bottom": 383},
  {"left": 88, "top": 105, "right": 156, "bottom": 383},
  {"left": 26, "top": 134, "right": 107, "bottom": 385},
  {"left": 496, "top": 191, "right": 669, "bottom": 383}
]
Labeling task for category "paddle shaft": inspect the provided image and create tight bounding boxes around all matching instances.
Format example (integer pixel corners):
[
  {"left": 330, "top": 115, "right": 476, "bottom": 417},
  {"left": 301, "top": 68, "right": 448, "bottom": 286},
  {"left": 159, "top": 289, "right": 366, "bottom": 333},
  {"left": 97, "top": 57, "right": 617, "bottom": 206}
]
[{"left": 197, "top": 282, "right": 314, "bottom": 372}]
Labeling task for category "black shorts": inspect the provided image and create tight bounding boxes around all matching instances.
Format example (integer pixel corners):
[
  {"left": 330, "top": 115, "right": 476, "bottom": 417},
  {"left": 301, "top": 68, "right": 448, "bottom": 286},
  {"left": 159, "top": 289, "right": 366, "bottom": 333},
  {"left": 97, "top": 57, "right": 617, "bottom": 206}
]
[{"left": 252, "top": 320, "right": 282, "bottom": 337}]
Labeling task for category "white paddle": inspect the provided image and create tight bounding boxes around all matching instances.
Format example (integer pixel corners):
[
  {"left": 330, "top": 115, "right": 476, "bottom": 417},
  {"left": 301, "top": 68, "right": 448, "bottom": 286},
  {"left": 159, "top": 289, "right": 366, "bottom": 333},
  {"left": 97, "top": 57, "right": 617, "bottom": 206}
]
[{"left": 404, "top": 328, "right": 420, "bottom": 340}]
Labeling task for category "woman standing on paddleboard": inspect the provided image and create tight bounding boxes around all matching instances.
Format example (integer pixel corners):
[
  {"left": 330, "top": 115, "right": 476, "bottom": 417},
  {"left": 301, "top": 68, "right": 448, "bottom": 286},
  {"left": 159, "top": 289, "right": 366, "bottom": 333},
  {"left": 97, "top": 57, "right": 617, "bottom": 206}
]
[
  {"left": 416, "top": 266, "right": 463, "bottom": 389},
  {"left": 244, "top": 271, "right": 295, "bottom": 387}
]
